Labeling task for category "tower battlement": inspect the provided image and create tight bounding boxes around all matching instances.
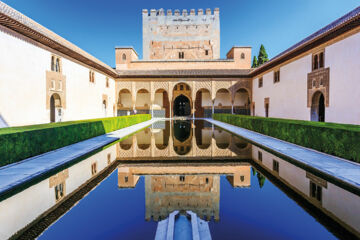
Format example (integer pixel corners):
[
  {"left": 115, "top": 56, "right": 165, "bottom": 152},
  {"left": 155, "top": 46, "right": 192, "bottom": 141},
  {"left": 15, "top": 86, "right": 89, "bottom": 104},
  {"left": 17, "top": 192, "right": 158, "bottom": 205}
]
[
  {"left": 142, "top": 8, "right": 220, "bottom": 60},
  {"left": 142, "top": 8, "right": 219, "bottom": 17}
]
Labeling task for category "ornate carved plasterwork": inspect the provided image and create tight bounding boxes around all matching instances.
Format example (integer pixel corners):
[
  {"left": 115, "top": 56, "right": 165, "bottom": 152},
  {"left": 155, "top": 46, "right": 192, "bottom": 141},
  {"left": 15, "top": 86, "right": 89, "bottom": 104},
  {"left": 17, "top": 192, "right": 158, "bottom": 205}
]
[
  {"left": 194, "top": 81, "right": 212, "bottom": 99},
  {"left": 307, "top": 67, "right": 330, "bottom": 107},
  {"left": 135, "top": 81, "right": 151, "bottom": 92},
  {"left": 154, "top": 81, "right": 169, "bottom": 92}
]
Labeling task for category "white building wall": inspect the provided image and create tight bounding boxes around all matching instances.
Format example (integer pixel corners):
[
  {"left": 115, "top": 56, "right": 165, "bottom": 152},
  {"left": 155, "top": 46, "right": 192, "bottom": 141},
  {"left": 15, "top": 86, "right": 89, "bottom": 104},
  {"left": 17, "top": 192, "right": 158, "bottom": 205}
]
[
  {"left": 252, "top": 55, "right": 311, "bottom": 120},
  {"left": 0, "top": 26, "right": 115, "bottom": 127},
  {"left": 325, "top": 32, "right": 360, "bottom": 124}
]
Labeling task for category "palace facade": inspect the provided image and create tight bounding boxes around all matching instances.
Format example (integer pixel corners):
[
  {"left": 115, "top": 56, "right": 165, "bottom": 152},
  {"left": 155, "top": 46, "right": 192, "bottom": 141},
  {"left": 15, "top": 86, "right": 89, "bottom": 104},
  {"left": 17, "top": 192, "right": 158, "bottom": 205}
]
[{"left": 0, "top": 2, "right": 359, "bottom": 127}]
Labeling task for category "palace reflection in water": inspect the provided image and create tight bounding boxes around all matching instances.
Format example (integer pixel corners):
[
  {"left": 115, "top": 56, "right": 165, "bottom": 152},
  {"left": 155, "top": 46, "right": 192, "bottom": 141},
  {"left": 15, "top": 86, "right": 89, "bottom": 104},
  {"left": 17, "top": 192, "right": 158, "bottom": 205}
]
[{"left": 0, "top": 120, "right": 359, "bottom": 239}]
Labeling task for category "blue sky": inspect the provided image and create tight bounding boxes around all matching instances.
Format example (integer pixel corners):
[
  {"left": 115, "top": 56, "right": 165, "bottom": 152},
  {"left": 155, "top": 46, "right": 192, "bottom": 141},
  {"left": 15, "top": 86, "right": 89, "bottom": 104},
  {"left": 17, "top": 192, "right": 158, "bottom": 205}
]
[{"left": 2, "top": 0, "right": 359, "bottom": 67}]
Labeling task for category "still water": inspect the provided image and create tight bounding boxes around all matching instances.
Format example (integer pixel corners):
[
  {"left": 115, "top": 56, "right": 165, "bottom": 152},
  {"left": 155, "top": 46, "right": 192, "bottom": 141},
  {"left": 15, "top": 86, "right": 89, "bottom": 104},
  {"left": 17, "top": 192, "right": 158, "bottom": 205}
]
[{"left": 0, "top": 120, "right": 359, "bottom": 240}]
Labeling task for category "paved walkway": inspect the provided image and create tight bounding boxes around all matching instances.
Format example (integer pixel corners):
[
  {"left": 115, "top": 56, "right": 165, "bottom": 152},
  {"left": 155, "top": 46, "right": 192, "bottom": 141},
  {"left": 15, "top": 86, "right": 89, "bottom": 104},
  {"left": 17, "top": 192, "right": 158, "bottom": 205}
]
[
  {"left": 0, "top": 118, "right": 158, "bottom": 198},
  {"left": 207, "top": 119, "right": 360, "bottom": 192}
]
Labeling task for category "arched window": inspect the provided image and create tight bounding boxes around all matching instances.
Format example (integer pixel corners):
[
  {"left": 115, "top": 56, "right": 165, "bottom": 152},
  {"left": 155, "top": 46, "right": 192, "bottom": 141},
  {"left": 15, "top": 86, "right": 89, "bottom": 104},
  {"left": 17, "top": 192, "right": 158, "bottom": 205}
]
[
  {"left": 241, "top": 53, "right": 245, "bottom": 59},
  {"left": 51, "top": 56, "right": 55, "bottom": 71},
  {"left": 55, "top": 58, "right": 60, "bottom": 72},
  {"left": 313, "top": 55, "right": 318, "bottom": 70},
  {"left": 319, "top": 52, "right": 324, "bottom": 68},
  {"left": 122, "top": 54, "right": 126, "bottom": 61}
]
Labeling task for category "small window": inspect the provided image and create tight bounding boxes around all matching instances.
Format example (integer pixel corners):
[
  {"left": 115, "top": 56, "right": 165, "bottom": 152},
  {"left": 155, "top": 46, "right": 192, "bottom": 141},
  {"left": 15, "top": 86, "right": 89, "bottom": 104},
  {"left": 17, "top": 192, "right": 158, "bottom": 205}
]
[
  {"left": 55, "top": 183, "right": 65, "bottom": 201},
  {"left": 125, "top": 176, "right": 128, "bottom": 182},
  {"left": 89, "top": 70, "right": 95, "bottom": 83},
  {"left": 240, "top": 176, "right": 245, "bottom": 182},
  {"left": 241, "top": 53, "right": 245, "bottom": 59},
  {"left": 106, "top": 77, "right": 109, "bottom": 88},
  {"left": 58, "top": 80, "right": 62, "bottom": 91},
  {"left": 91, "top": 162, "right": 97, "bottom": 175},
  {"left": 313, "top": 55, "right": 318, "bottom": 70},
  {"left": 258, "top": 151, "right": 262, "bottom": 162},
  {"left": 274, "top": 70, "right": 280, "bottom": 83},
  {"left": 122, "top": 54, "right": 126, "bottom": 61},
  {"left": 51, "top": 56, "right": 55, "bottom": 71},
  {"left": 265, "top": 103, "right": 269, "bottom": 118},
  {"left": 179, "top": 52, "right": 184, "bottom": 59},
  {"left": 310, "top": 181, "right": 322, "bottom": 202},
  {"left": 205, "top": 177, "right": 209, "bottom": 184},
  {"left": 319, "top": 52, "right": 324, "bottom": 68},
  {"left": 55, "top": 58, "right": 60, "bottom": 72},
  {"left": 180, "top": 85, "right": 184, "bottom": 90},
  {"left": 179, "top": 175, "right": 185, "bottom": 182},
  {"left": 273, "top": 160, "right": 279, "bottom": 173},
  {"left": 51, "top": 80, "right": 56, "bottom": 90},
  {"left": 205, "top": 50, "right": 209, "bottom": 56},
  {"left": 258, "top": 77, "right": 263, "bottom": 88}
]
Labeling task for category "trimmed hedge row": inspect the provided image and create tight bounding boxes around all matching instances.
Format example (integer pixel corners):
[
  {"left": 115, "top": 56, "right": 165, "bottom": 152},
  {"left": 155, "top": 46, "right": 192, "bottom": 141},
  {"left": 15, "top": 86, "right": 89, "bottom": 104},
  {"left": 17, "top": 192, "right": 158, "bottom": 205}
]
[
  {"left": 213, "top": 114, "right": 360, "bottom": 163},
  {"left": 0, "top": 114, "right": 151, "bottom": 167}
]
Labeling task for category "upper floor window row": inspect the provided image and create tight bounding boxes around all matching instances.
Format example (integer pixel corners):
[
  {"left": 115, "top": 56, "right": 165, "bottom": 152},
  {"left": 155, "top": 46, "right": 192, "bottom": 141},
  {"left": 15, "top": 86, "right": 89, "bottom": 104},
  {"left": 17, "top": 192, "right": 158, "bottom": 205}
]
[
  {"left": 51, "top": 56, "right": 62, "bottom": 73},
  {"left": 312, "top": 51, "right": 324, "bottom": 71}
]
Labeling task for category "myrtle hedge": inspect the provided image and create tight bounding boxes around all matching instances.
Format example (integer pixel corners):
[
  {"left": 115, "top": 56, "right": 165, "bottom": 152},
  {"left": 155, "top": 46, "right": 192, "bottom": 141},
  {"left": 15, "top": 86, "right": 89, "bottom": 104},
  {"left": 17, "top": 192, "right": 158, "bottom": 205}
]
[
  {"left": 213, "top": 114, "right": 360, "bottom": 163},
  {"left": 0, "top": 114, "right": 151, "bottom": 167}
]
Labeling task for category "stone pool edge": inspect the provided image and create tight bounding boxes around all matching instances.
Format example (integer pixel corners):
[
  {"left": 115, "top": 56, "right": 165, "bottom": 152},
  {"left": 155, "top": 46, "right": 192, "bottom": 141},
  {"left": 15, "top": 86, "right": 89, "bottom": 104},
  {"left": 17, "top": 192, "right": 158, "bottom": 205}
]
[
  {"left": 0, "top": 118, "right": 159, "bottom": 199},
  {"left": 206, "top": 118, "right": 360, "bottom": 197}
]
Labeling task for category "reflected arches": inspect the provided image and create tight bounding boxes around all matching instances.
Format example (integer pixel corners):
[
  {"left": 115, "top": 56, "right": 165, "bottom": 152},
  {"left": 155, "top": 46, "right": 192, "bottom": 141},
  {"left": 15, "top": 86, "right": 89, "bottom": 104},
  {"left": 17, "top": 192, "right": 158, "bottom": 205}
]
[{"left": 173, "top": 120, "right": 192, "bottom": 155}]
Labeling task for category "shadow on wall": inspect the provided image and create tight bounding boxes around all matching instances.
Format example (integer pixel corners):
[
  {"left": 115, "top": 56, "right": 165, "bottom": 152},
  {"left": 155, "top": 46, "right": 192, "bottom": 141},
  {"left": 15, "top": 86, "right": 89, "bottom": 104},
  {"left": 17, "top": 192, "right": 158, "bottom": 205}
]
[{"left": 0, "top": 114, "right": 9, "bottom": 128}]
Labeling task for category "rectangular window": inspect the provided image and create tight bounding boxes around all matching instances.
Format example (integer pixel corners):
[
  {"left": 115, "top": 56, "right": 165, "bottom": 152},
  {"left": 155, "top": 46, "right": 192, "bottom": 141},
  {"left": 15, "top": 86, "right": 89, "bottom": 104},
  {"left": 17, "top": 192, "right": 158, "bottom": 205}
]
[
  {"left": 274, "top": 70, "right": 280, "bottom": 83},
  {"left": 106, "top": 77, "right": 109, "bottom": 88},
  {"left": 258, "top": 77, "right": 263, "bottom": 88},
  {"left": 265, "top": 103, "right": 269, "bottom": 117},
  {"left": 205, "top": 50, "right": 209, "bottom": 56},
  {"left": 312, "top": 51, "right": 324, "bottom": 71},
  {"left": 179, "top": 52, "right": 184, "bottom": 59},
  {"left": 125, "top": 176, "right": 128, "bottom": 182},
  {"left": 51, "top": 80, "right": 55, "bottom": 90},
  {"left": 179, "top": 175, "right": 185, "bottom": 182},
  {"left": 258, "top": 151, "right": 262, "bottom": 162},
  {"left": 310, "top": 181, "right": 322, "bottom": 202},
  {"left": 273, "top": 160, "right": 279, "bottom": 173},
  {"left": 58, "top": 80, "right": 62, "bottom": 91}
]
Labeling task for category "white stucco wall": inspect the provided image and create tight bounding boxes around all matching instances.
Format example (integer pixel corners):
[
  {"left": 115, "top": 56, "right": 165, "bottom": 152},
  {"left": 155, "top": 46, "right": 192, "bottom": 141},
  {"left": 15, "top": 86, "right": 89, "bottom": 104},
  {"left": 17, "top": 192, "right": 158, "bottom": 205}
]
[
  {"left": 252, "top": 55, "right": 310, "bottom": 119},
  {"left": 325, "top": 32, "right": 360, "bottom": 124},
  {"left": 0, "top": 26, "right": 115, "bottom": 127}
]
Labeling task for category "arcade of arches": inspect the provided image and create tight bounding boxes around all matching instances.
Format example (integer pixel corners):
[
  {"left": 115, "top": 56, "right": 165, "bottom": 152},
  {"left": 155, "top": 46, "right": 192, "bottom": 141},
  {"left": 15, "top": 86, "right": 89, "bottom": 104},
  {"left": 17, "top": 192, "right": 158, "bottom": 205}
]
[{"left": 116, "top": 79, "right": 253, "bottom": 118}]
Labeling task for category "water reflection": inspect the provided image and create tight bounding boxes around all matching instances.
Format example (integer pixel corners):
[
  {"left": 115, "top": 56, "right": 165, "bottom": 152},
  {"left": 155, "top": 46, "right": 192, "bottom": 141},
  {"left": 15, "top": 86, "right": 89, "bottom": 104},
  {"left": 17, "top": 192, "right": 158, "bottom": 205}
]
[
  {"left": 0, "top": 120, "right": 359, "bottom": 239},
  {"left": 117, "top": 120, "right": 251, "bottom": 160},
  {"left": 118, "top": 163, "right": 251, "bottom": 222}
]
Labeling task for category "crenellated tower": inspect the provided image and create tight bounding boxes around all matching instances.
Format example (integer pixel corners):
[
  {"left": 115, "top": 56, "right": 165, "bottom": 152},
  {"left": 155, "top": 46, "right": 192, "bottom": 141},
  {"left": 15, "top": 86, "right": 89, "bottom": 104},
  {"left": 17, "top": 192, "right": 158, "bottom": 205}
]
[{"left": 142, "top": 8, "right": 220, "bottom": 60}]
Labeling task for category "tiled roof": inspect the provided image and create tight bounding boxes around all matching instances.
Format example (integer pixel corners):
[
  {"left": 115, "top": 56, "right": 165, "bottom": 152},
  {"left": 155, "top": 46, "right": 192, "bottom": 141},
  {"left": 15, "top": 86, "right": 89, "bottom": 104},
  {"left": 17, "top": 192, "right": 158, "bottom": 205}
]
[
  {"left": 251, "top": 6, "right": 360, "bottom": 76},
  {"left": 116, "top": 69, "right": 252, "bottom": 78}
]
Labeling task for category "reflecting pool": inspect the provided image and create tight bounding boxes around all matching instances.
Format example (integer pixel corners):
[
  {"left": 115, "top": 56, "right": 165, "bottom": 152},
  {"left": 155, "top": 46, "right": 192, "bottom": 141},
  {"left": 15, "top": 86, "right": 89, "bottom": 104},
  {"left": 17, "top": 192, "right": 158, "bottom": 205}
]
[{"left": 0, "top": 120, "right": 359, "bottom": 239}]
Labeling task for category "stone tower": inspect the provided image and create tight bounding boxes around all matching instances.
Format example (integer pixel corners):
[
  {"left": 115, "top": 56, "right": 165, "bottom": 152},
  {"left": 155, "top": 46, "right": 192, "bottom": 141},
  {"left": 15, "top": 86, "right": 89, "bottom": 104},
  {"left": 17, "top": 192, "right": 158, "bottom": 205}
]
[{"left": 142, "top": 8, "right": 220, "bottom": 60}]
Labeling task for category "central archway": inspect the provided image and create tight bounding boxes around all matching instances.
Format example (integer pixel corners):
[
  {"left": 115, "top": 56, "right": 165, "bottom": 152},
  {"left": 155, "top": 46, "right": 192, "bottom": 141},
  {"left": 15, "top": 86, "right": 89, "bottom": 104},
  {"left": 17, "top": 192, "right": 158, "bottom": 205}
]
[{"left": 173, "top": 94, "right": 191, "bottom": 116}]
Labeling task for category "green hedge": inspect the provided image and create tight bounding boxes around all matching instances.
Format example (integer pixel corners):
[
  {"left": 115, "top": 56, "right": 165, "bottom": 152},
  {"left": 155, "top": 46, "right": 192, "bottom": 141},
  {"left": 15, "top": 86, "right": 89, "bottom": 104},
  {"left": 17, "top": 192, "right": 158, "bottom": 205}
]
[
  {"left": 0, "top": 114, "right": 151, "bottom": 167},
  {"left": 213, "top": 114, "right": 360, "bottom": 162}
]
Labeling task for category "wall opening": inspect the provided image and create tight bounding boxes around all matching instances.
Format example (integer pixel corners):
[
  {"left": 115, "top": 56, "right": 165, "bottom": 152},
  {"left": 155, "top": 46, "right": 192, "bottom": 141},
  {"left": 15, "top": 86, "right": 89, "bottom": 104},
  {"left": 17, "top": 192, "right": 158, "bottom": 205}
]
[{"left": 311, "top": 91, "right": 325, "bottom": 122}]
